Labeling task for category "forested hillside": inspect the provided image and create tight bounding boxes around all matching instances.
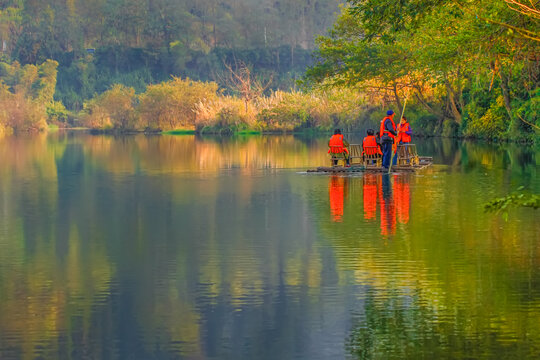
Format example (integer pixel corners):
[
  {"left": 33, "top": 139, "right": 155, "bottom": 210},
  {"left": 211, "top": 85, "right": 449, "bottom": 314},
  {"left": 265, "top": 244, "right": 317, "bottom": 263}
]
[{"left": 0, "top": 0, "right": 341, "bottom": 109}]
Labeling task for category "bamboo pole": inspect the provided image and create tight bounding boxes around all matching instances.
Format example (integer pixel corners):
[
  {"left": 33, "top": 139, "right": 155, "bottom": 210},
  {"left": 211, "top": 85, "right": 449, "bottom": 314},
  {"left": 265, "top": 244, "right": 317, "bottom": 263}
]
[{"left": 388, "top": 88, "right": 410, "bottom": 173}]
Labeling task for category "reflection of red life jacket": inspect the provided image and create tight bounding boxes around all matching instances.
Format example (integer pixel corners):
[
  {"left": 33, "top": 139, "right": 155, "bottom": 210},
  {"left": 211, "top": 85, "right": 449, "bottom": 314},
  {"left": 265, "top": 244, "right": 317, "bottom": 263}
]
[
  {"left": 329, "top": 176, "right": 345, "bottom": 222},
  {"left": 396, "top": 122, "right": 411, "bottom": 144},
  {"left": 328, "top": 134, "right": 349, "bottom": 154},
  {"left": 363, "top": 174, "right": 377, "bottom": 220},
  {"left": 362, "top": 135, "right": 382, "bottom": 155},
  {"left": 394, "top": 175, "right": 410, "bottom": 224},
  {"left": 380, "top": 116, "right": 396, "bottom": 141}
]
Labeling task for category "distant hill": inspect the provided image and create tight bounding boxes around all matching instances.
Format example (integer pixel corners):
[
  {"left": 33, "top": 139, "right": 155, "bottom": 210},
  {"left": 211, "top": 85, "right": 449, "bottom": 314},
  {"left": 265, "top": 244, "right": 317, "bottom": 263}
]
[{"left": 0, "top": 0, "right": 342, "bottom": 109}]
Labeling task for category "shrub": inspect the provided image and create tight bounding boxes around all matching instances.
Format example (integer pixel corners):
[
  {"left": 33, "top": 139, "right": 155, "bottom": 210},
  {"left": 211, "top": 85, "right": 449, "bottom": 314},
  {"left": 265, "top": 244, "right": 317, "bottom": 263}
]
[
  {"left": 81, "top": 84, "right": 136, "bottom": 130},
  {"left": 47, "top": 101, "right": 70, "bottom": 125},
  {"left": 255, "top": 89, "right": 364, "bottom": 132},
  {"left": 0, "top": 84, "right": 48, "bottom": 132},
  {"left": 0, "top": 60, "right": 58, "bottom": 132},
  {"left": 138, "top": 77, "right": 219, "bottom": 131},
  {"left": 194, "top": 96, "right": 255, "bottom": 132}
]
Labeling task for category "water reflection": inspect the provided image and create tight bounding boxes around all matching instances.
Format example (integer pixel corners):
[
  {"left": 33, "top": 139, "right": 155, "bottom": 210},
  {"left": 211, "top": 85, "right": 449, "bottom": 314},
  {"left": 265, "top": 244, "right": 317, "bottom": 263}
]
[
  {"left": 0, "top": 133, "right": 538, "bottom": 360},
  {"left": 329, "top": 176, "right": 349, "bottom": 222},
  {"left": 359, "top": 174, "right": 411, "bottom": 236},
  {"left": 347, "top": 287, "right": 540, "bottom": 360}
]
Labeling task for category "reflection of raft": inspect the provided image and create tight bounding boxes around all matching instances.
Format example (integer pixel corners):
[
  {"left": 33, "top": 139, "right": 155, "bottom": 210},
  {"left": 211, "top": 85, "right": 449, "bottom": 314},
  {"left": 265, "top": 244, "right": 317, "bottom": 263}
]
[{"left": 308, "top": 143, "right": 433, "bottom": 173}]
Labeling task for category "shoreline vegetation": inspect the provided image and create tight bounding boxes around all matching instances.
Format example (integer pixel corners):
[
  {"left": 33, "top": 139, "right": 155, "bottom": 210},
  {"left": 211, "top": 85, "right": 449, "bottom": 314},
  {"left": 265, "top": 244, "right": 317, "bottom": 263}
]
[{"left": 0, "top": 66, "right": 536, "bottom": 142}]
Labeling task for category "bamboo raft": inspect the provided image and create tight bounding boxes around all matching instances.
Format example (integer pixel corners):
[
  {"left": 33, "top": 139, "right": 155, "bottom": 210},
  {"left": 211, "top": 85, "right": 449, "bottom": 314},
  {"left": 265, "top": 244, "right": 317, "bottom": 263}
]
[{"left": 308, "top": 143, "right": 433, "bottom": 173}]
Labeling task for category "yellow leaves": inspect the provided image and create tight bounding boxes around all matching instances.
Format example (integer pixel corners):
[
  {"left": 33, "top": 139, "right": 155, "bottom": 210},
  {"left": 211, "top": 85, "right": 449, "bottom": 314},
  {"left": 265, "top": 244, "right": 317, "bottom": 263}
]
[
  {"left": 83, "top": 84, "right": 136, "bottom": 129},
  {"left": 0, "top": 60, "right": 58, "bottom": 131},
  {"left": 138, "top": 78, "right": 219, "bottom": 130}
]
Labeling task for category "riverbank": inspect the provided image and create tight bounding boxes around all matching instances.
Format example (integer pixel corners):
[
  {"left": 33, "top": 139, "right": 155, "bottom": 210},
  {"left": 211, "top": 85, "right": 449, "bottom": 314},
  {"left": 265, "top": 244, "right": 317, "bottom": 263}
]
[
  {"left": 29, "top": 126, "right": 539, "bottom": 148},
  {"left": 1, "top": 60, "right": 537, "bottom": 142}
]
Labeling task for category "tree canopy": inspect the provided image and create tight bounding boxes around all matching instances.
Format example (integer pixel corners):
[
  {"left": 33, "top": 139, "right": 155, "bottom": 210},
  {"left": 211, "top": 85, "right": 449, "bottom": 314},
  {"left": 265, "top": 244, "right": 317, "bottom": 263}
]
[{"left": 305, "top": 0, "right": 540, "bottom": 139}]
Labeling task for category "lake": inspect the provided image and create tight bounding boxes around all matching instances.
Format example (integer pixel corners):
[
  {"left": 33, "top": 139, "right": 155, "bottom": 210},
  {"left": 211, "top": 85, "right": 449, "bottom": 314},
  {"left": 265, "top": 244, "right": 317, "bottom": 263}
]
[{"left": 0, "top": 132, "right": 539, "bottom": 359}]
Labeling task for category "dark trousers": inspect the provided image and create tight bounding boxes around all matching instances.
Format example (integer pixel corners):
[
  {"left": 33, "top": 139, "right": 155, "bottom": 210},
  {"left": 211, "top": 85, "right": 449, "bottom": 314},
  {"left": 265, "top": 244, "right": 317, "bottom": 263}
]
[
  {"left": 392, "top": 141, "right": 402, "bottom": 165},
  {"left": 382, "top": 141, "right": 393, "bottom": 168}
]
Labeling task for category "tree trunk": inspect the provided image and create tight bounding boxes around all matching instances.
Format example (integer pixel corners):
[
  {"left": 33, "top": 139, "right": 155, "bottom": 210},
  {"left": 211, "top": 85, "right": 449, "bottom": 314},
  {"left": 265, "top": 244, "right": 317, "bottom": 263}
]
[
  {"left": 414, "top": 86, "right": 444, "bottom": 118},
  {"left": 498, "top": 69, "right": 513, "bottom": 120},
  {"left": 445, "top": 79, "right": 462, "bottom": 124}
]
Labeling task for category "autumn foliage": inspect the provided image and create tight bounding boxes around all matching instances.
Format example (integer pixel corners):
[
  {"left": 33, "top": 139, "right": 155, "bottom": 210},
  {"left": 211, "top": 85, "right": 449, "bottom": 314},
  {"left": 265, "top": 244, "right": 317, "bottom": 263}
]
[
  {"left": 79, "top": 77, "right": 366, "bottom": 133},
  {"left": 0, "top": 60, "right": 57, "bottom": 132}
]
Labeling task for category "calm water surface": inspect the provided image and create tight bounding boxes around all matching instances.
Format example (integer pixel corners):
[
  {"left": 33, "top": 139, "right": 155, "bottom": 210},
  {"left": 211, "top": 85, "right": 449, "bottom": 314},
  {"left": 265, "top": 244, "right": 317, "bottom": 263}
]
[{"left": 0, "top": 132, "right": 539, "bottom": 359}]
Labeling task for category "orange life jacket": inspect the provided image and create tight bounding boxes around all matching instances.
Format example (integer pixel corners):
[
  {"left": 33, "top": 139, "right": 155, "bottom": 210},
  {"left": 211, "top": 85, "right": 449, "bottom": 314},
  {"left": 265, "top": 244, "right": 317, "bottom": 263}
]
[
  {"left": 380, "top": 116, "right": 396, "bottom": 140},
  {"left": 362, "top": 135, "right": 382, "bottom": 155},
  {"left": 328, "top": 134, "right": 347, "bottom": 153},
  {"left": 396, "top": 122, "right": 411, "bottom": 143}
]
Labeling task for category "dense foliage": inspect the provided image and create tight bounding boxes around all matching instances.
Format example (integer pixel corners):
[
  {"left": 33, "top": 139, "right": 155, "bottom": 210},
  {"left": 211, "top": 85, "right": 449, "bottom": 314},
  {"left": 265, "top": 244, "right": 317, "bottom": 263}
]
[
  {"left": 304, "top": 0, "right": 540, "bottom": 140},
  {"left": 0, "top": 59, "right": 57, "bottom": 132},
  {"left": 0, "top": 0, "right": 341, "bottom": 110},
  {"left": 0, "top": 0, "right": 538, "bottom": 139}
]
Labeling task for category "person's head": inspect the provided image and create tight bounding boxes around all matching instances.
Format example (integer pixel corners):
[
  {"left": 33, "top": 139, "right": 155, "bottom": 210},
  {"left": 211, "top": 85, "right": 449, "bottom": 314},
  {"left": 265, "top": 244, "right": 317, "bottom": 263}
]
[
  {"left": 334, "top": 129, "right": 341, "bottom": 135},
  {"left": 386, "top": 110, "right": 394, "bottom": 117},
  {"left": 401, "top": 116, "right": 407, "bottom": 123},
  {"left": 367, "top": 129, "right": 374, "bottom": 136},
  {"left": 376, "top": 131, "right": 380, "bottom": 137}
]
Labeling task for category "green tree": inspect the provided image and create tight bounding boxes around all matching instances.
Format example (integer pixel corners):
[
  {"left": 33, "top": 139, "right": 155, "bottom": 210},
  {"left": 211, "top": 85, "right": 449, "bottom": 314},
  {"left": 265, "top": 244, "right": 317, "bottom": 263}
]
[{"left": 305, "top": 1, "right": 540, "bottom": 138}]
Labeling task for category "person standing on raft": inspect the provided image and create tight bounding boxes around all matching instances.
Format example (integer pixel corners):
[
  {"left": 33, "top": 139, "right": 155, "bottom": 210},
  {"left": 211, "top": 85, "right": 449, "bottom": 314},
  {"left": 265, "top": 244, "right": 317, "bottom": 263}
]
[
  {"left": 328, "top": 129, "right": 350, "bottom": 167},
  {"left": 380, "top": 110, "right": 397, "bottom": 169}
]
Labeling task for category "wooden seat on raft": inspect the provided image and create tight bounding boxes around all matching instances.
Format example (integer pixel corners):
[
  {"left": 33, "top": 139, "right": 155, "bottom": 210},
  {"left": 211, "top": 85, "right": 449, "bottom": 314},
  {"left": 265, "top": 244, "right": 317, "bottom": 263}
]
[
  {"left": 329, "top": 145, "right": 348, "bottom": 166},
  {"left": 349, "top": 144, "right": 363, "bottom": 165},
  {"left": 329, "top": 144, "right": 363, "bottom": 166},
  {"left": 362, "top": 146, "right": 382, "bottom": 167},
  {"left": 396, "top": 143, "right": 419, "bottom": 166}
]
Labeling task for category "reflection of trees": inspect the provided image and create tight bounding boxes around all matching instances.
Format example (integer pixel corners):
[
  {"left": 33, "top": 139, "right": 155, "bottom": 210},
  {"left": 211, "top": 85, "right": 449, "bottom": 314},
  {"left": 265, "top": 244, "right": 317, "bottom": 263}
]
[
  {"left": 347, "top": 289, "right": 540, "bottom": 359},
  {"left": 310, "top": 161, "right": 540, "bottom": 358},
  {"left": 0, "top": 133, "right": 539, "bottom": 358},
  {"left": 0, "top": 132, "right": 332, "bottom": 358},
  {"left": 78, "top": 134, "right": 330, "bottom": 175},
  {"left": 417, "top": 138, "right": 537, "bottom": 180},
  {"left": 0, "top": 136, "right": 116, "bottom": 359}
]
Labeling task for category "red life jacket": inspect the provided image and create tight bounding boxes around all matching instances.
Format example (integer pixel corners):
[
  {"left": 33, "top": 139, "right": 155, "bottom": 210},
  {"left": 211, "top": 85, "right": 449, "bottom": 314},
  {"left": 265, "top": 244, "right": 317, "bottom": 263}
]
[
  {"left": 397, "top": 122, "right": 411, "bottom": 143},
  {"left": 328, "top": 134, "right": 345, "bottom": 153},
  {"left": 362, "top": 135, "right": 382, "bottom": 155},
  {"left": 380, "top": 116, "right": 396, "bottom": 140}
]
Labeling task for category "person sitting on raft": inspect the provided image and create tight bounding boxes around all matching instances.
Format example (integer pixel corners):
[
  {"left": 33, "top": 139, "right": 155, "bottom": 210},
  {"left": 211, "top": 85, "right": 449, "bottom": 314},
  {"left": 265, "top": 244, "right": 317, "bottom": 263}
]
[
  {"left": 362, "top": 129, "right": 382, "bottom": 164},
  {"left": 328, "top": 129, "right": 350, "bottom": 167}
]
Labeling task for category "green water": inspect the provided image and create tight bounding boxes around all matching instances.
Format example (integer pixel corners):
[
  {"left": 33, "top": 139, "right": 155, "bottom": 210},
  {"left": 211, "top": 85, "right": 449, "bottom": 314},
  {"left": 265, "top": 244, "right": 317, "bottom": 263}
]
[{"left": 0, "top": 132, "right": 538, "bottom": 359}]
